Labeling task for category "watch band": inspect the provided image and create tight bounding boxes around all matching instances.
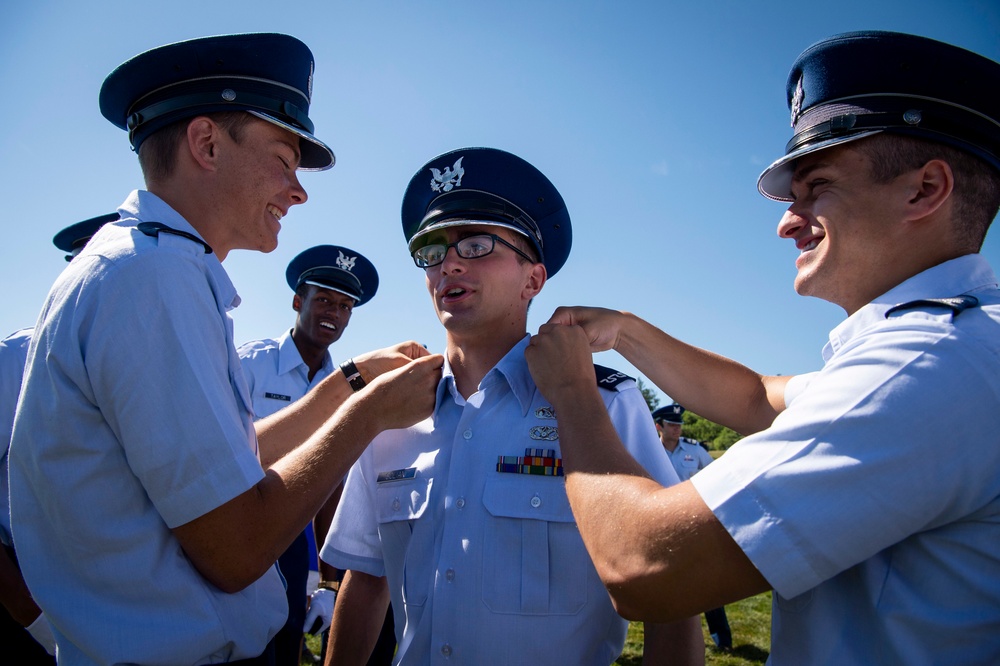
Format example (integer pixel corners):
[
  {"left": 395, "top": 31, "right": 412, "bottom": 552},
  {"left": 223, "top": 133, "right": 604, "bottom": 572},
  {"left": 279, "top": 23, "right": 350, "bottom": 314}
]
[{"left": 339, "top": 358, "right": 366, "bottom": 392}]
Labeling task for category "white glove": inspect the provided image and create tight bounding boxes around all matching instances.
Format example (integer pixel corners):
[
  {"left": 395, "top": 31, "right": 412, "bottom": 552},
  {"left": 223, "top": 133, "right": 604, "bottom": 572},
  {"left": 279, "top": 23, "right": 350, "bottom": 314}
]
[
  {"left": 303, "top": 587, "right": 336, "bottom": 635},
  {"left": 26, "top": 611, "right": 57, "bottom": 655}
]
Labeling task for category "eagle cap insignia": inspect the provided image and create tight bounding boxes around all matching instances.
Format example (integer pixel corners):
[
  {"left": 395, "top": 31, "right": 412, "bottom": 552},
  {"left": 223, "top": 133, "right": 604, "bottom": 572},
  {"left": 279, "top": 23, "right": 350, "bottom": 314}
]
[
  {"left": 336, "top": 251, "right": 357, "bottom": 271},
  {"left": 429, "top": 156, "right": 465, "bottom": 193},
  {"left": 790, "top": 76, "right": 804, "bottom": 128}
]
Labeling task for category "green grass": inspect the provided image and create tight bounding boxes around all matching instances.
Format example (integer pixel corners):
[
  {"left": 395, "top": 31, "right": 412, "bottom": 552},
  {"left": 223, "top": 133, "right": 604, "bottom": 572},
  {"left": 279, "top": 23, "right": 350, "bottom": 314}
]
[
  {"left": 615, "top": 592, "right": 771, "bottom": 665},
  {"left": 303, "top": 592, "right": 771, "bottom": 665}
]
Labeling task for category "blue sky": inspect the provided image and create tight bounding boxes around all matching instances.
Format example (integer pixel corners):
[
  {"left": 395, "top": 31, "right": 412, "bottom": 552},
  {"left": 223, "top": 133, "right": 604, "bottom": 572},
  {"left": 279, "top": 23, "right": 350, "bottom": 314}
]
[{"left": 2, "top": 1, "right": 998, "bottom": 406}]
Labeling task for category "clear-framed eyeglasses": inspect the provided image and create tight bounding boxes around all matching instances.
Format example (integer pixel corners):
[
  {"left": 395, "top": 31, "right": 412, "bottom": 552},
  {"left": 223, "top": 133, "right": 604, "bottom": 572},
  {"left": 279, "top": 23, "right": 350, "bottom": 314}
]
[{"left": 411, "top": 233, "right": 533, "bottom": 268}]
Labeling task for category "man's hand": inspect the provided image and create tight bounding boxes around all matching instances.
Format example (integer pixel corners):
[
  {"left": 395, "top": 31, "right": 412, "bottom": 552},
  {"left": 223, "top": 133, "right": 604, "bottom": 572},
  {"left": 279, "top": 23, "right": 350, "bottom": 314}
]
[
  {"left": 526, "top": 323, "right": 598, "bottom": 407},
  {"left": 545, "top": 306, "right": 626, "bottom": 353},
  {"left": 362, "top": 353, "right": 443, "bottom": 433},
  {"left": 353, "top": 341, "right": 432, "bottom": 384}
]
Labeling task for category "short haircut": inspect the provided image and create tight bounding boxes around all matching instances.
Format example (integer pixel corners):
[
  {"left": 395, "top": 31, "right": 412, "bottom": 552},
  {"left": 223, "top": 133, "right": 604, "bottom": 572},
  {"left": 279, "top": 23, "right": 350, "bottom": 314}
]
[
  {"left": 855, "top": 134, "right": 1000, "bottom": 250},
  {"left": 506, "top": 230, "right": 541, "bottom": 266},
  {"left": 137, "top": 111, "right": 255, "bottom": 183}
]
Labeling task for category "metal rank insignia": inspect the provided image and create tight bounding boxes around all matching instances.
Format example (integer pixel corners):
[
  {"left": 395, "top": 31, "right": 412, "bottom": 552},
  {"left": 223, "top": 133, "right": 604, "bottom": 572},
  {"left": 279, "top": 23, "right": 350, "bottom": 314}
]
[{"left": 496, "top": 448, "right": 563, "bottom": 476}]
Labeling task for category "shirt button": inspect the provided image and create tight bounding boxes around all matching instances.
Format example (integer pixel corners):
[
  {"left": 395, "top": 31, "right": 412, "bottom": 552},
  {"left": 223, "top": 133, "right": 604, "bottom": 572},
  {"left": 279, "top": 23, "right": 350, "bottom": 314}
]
[
  {"left": 455, "top": 497, "right": 465, "bottom": 509},
  {"left": 530, "top": 495, "right": 542, "bottom": 508},
  {"left": 392, "top": 498, "right": 401, "bottom": 511},
  {"left": 446, "top": 568, "right": 455, "bottom": 582},
  {"left": 463, "top": 429, "right": 473, "bottom": 440},
  {"left": 440, "top": 643, "right": 452, "bottom": 657}
]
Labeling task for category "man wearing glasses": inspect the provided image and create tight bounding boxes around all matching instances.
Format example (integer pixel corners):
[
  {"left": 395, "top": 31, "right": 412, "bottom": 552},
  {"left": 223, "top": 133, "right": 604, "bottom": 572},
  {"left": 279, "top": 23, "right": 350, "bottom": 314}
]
[{"left": 319, "top": 147, "right": 703, "bottom": 665}]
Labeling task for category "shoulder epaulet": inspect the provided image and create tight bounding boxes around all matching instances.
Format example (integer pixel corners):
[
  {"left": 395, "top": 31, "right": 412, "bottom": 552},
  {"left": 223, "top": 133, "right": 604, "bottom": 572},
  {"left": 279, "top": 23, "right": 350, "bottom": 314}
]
[
  {"left": 594, "top": 364, "right": 634, "bottom": 392},
  {"left": 885, "top": 294, "right": 979, "bottom": 319},
  {"left": 138, "top": 222, "right": 213, "bottom": 255}
]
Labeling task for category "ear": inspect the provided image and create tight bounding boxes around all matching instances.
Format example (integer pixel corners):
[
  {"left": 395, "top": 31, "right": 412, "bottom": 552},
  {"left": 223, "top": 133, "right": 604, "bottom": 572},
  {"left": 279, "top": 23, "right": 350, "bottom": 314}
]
[
  {"left": 292, "top": 293, "right": 302, "bottom": 313},
  {"left": 903, "top": 159, "right": 954, "bottom": 221},
  {"left": 185, "top": 116, "right": 222, "bottom": 171},
  {"left": 522, "top": 263, "right": 547, "bottom": 301}
]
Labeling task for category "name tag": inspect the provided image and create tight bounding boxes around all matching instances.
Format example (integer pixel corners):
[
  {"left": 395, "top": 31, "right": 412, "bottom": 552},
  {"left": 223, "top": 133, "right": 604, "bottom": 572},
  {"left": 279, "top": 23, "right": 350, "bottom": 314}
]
[
  {"left": 264, "top": 392, "right": 291, "bottom": 401},
  {"left": 377, "top": 467, "right": 417, "bottom": 483}
]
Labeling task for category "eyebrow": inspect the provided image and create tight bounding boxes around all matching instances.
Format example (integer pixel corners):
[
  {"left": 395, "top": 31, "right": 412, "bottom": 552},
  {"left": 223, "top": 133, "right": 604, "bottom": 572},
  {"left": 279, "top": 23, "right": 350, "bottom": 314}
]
[{"left": 791, "top": 160, "right": 831, "bottom": 183}]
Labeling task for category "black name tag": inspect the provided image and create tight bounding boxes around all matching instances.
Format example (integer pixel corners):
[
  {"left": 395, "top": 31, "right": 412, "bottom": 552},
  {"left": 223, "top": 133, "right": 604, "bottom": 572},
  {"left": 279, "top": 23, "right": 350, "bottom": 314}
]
[{"left": 264, "top": 392, "right": 291, "bottom": 402}]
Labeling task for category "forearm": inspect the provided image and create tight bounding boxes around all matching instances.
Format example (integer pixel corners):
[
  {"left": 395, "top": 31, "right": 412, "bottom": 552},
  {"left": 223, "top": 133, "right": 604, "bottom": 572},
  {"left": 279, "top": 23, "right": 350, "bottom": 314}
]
[
  {"left": 174, "top": 391, "right": 385, "bottom": 592},
  {"left": 613, "top": 311, "right": 786, "bottom": 435},
  {"left": 324, "top": 570, "right": 390, "bottom": 666},
  {"left": 642, "top": 618, "right": 705, "bottom": 666},
  {"left": 256, "top": 368, "right": 354, "bottom": 468}
]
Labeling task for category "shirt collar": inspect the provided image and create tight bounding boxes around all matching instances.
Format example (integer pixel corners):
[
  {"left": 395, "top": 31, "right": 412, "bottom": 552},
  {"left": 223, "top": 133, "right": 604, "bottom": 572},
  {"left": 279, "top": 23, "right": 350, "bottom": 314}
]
[
  {"left": 119, "top": 189, "right": 241, "bottom": 311},
  {"left": 823, "top": 254, "right": 998, "bottom": 361},
  {"left": 275, "top": 328, "right": 333, "bottom": 377},
  {"left": 436, "top": 334, "right": 536, "bottom": 416}
]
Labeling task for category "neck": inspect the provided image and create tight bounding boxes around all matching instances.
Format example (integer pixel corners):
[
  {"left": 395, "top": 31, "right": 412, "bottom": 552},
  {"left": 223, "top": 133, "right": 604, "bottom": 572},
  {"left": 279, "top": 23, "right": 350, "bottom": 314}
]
[
  {"left": 290, "top": 328, "right": 329, "bottom": 381},
  {"left": 147, "top": 177, "right": 231, "bottom": 261},
  {"left": 446, "top": 328, "right": 525, "bottom": 399}
]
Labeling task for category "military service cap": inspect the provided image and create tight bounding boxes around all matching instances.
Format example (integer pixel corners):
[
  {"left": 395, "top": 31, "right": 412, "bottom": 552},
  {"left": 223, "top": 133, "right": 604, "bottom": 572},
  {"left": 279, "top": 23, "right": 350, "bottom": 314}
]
[
  {"left": 402, "top": 147, "right": 572, "bottom": 277},
  {"left": 52, "top": 212, "right": 119, "bottom": 261},
  {"left": 652, "top": 403, "right": 685, "bottom": 424},
  {"left": 100, "top": 33, "right": 334, "bottom": 170},
  {"left": 758, "top": 31, "right": 1000, "bottom": 201},
  {"left": 285, "top": 245, "right": 379, "bottom": 306}
]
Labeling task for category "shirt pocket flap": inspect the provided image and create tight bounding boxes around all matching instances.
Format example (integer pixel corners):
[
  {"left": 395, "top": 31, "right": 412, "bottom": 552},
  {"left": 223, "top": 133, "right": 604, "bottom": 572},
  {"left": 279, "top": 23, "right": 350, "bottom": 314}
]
[
  {"left": 375, "top": 477, "right": 433, "bottom": 523},
  {"left": 483, "top": 475, "right": 575, "bottom": 523}
]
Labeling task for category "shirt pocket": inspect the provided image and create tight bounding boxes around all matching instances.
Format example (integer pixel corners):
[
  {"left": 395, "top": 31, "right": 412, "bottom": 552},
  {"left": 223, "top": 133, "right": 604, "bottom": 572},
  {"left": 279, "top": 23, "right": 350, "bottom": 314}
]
[
  {"left": 481, "top": 474, "right": 594, "bottom": 615},
  {"left": 375, "top": 477, "right": 434, "bottom": 608}
]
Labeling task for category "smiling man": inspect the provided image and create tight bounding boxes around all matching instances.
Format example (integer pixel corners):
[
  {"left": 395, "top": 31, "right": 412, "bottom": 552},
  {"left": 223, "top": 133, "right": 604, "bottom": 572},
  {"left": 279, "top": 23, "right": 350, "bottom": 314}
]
[
  {"left": 524, "top": 31, "right": 1000, "bottom": 664},
  {"left": 319, "top": 147, "right": 702, "bottom": 665},
  {"left": 8, "top": 34, "right": 442, "bottom": 665},
  {"left": 239, "top": 245, "right": 379, "bottom": 666}
]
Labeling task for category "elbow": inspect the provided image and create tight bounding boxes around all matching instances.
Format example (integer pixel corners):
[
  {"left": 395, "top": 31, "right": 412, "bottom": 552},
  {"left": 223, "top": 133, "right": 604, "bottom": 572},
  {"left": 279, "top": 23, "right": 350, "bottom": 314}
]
[{"left": 595, "top": 554, "right": 693, "bottom": 623}]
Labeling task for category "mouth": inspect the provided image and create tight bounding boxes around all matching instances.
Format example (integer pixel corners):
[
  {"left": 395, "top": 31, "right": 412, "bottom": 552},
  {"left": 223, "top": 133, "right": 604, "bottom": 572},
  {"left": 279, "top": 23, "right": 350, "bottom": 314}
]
[
  {"left": 319, "top": 321, "right": 338, "bottom": 332},
  {"left": 440, "top": 284, "right": 470, "bottom": 304},
  {"left": 267, "top": 205, "right": 284, "bottom": 222}
]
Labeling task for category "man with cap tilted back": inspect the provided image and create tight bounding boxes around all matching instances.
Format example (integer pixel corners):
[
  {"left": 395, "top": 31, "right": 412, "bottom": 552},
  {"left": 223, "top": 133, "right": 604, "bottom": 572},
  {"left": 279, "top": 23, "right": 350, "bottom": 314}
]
[
  {"left": 8, "top": 34, "right": 441, "bottom": 665},
  {"left": 319, "top": 147, "right": 703, "bottom": 665},
  {"left": 0, "top": 213, "right": 116, "bottom": 665},
  {"left": 237, "top": 245, "right": 380, "bottom": 665},
  {"left": 524, "top": 31, "right": 1000, "bottom": 663}
]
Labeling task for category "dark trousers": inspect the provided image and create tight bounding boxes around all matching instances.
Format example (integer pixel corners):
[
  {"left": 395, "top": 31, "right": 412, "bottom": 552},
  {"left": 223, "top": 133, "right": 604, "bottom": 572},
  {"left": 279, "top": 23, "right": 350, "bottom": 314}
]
[
  {"left": 274, "top": 530, "right": 310, "bottom": 666},
  {"left": 0, "top": 545, "right": 55, "bottom": 666},
  {"left": 705, "top": 606, "right": 732, "bottom": 649}
]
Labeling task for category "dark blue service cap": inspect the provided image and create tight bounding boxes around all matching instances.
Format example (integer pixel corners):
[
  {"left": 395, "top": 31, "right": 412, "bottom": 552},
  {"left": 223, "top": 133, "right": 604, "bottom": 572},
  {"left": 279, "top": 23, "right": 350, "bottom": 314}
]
[
  {"left": 52, "top": 212, "right": 119, "bottom": 261},
  {"left": 652, "top": 403, "right": 685, "bottom": 423},
  {"left": 401, "top": 147, "right": 572, "bottom": 277},
  {"left": 285, "top": 245, "right": 379, "bottom": 307},
  {"left": 758, "top": 31, "right": 1000, "bottom": 201},
  {"left": 100, "top": 33, "right": 334, "bottom": 171}
]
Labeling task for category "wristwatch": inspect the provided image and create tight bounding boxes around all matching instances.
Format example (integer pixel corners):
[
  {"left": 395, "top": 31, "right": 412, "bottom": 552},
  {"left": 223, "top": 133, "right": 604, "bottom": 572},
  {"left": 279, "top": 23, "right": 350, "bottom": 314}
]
[{"left": 339, "top": 358, "right": 366, "bottom": 392}]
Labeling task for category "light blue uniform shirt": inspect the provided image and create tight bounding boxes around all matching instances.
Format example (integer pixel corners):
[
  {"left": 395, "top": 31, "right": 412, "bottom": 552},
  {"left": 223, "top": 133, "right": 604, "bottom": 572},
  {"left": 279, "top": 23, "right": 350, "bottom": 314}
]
[
  {"left": 9, "top": 191, "right": 286, "bottom": 666},
  {"left": 324, "top": 336, "right": 679, "bottom": 665},
  {"left": 238, "top": 328, "right": 334, "bottom": 421},
  {"left": 693, "top": 255, "right": 1000, "bottom": 665},
  {"left": 0, "top": 327, "right": 32, "bottom": 546},
  {"left": 665, "top": 437, "right": 714, "bottom": 481}
]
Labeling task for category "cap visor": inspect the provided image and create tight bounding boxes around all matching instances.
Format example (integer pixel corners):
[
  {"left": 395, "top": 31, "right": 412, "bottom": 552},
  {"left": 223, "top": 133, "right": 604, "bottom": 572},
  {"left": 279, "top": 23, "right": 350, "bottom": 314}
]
[{"left": 249, "top": 110, "right": 335, "bottom": 171}]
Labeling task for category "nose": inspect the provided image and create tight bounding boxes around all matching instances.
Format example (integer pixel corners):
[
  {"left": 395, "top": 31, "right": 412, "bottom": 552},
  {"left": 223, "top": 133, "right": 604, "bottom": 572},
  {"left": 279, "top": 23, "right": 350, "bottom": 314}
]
[
  {"left": 438, "top": 244, "right": 466, "bottom": 273},
  {"left": 288, "top": 171, "right": 308, "bottom": 206},
  {"left": 777, "top": 207, "right": 806, "bottom": 239}
]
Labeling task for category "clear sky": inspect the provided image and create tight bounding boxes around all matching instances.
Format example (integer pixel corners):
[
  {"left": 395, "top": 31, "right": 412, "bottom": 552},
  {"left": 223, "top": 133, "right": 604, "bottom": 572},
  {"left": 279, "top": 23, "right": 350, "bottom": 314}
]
[{"left": 1, "top": 0, "right": 998, "bottom": 406}]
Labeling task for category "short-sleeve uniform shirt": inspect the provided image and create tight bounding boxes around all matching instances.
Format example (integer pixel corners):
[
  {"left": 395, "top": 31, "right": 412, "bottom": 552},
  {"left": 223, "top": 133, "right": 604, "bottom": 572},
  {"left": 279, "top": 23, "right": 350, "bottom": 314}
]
[
  {"left": 692, "top": 255, "right": 1000, "bottom": 665},
  {"left": 323, "top": 336, "right": 679, "bottom": 665},
  {"left": 8, "top": 190, "right": 286, "bottom": 666}
]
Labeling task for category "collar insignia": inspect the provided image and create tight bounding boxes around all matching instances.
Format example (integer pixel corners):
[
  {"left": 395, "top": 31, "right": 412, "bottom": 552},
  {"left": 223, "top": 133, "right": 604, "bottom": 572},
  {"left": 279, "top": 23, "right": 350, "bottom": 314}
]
[
  {"left": 534, "top": 406, "right": 556, "bottom": 420},
  {"left": 336, "top": 251, "right": 357, "bottom": 271},
  {"left": 429, "top": 156, "right": 465, "bottom": 193},
  {"left": 790, "top": 76, "right": 804, "bottom": 128}
]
